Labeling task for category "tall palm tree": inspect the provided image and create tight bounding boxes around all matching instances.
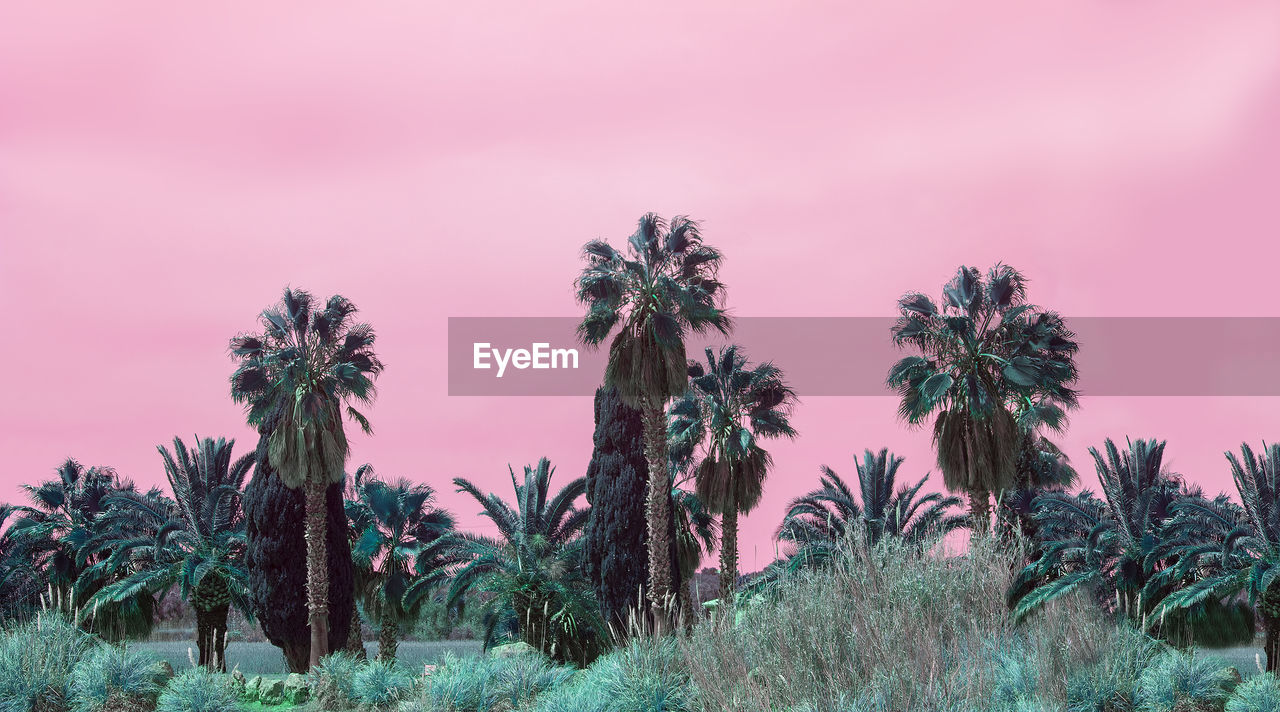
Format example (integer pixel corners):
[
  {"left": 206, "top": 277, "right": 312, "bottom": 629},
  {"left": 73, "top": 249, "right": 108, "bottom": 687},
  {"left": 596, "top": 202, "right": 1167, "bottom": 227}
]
[
  {"left": 9, "top": 459, "right": 155, "bottom": 640},
  {"left": 1146, "top": 443, "right": 1280, "bottom": 673},
  {"left": 888, "top": 264, "right": 1079, "bottom": 538},
  {"left": 1009, "top": 438, "right": 1183, "bottom": 623},
  {"left": 777, "top": 449, "right": 968, "bottom": 570},
  {"left": 672, "top": 483, "right": 717, "bottom": 619},
  {"left": 668, "top": 345, "right": 797, "bottom": 602},
  {"left": 229, "top": 287, "right": 383, "bottom": 667},
  {"left": 346, "top": 472, "right": 455, "bottom": 663},
  {"left": 443, "top": 458, "right": 602, "bottom": 664},
  {"left": 575, "top": 213, "right": 732, "bottom": 629},
  {"left": 80, "top": 436, "right": 254, "bottom": 670},
  {"left": 0, "top": 506, "right": 42, "bottom": 620}
]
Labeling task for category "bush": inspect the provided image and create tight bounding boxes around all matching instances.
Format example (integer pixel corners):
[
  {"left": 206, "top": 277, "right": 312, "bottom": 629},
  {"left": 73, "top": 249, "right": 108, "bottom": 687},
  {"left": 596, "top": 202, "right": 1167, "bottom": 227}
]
[
  {"left": 1226, "top": 675, "right": 1280, "bottom": 712},
  {"left": 69, "top": 645, "right": 164, "bottom": 712},
  {"left": 490, "top": 654, "right": 574, "bottom": 709},
  {"left": 154, "top": 669, "right": 239, "bottom": 712},
  {"left": 594, "top": 638, "right": 694, "bottom": 712},
  {"left": 402, "top": 653, "right": 498, "bottom": 712},
  {"left": 1066, "top": 627, "right": 1159, "bottom": 712},
  {"left": 351, "top": 659, "right": 416, "bottom": 708},
  {"left": 1136, "top": 650, "right": 1235, "bottom": 712},
  {"left": 0, "top": 611, "right": 96, "bottom": 712},
  {"left": 678, "top": 532, "right": 1134, "bottom": 711},
  {"left": 307, "top": 651, "right": 362, "bottom": 710}
]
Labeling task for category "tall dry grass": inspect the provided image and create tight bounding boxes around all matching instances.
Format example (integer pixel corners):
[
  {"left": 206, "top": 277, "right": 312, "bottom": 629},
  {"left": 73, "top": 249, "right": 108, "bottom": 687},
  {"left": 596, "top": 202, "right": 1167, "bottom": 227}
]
[{"left": 677, "top": 531, "right": 1139, "bottom": 711}]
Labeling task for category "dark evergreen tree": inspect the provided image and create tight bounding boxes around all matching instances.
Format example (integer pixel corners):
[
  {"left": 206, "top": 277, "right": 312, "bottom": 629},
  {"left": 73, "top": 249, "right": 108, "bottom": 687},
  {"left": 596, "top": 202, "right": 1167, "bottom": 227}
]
[
  {"left": 584, "top": 386, "right": 650, "bottom": 629},
  {"left": 243, "top": 409, "right": 354, "bottom": 673}
]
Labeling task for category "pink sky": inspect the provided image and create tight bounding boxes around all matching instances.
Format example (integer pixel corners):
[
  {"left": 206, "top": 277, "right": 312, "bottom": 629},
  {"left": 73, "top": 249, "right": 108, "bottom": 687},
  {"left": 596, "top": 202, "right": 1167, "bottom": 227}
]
[{"left": 3, "top": 2, "right": 1280, "bottom": 571}]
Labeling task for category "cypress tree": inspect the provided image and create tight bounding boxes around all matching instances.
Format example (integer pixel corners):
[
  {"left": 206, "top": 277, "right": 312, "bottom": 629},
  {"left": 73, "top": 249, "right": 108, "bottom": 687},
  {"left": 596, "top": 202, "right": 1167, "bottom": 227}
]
[
  {"left": 243, "top": 409, "right": 354, "bottom": 673},
  {"left": 584, "top": 387, "right": 683, "bottom": 629}
]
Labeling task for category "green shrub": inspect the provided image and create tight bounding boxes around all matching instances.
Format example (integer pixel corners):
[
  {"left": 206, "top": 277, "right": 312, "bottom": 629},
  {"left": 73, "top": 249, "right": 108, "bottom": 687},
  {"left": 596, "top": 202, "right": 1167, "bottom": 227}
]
[
  {"left": 490, "top": 654, "right": 574, "bottom": 709},
  {"left": 403, "top": 653, "right": 498, "bottom": 712},
  {"left": 523, "top": 675, "right": 612, "bottom": 712},
  {"left": 1066, "top": 627, "right": 1159, "bottom": 712},
  {"left": 595, "top": 638, "right": 694, "bottom": 712},
  {"left": 1136, "top": 650, "right": 1234, "bottom": 712},
  {"left": 154, "top": 669, "right": 239, "bottom": 712},
  {"left": 679, "top": 532, "right": 1134, "bottom": 711},
  {"left": 1226, "top": 675, "right": 1280, "bottom": 712},
  {"left": 69, "top": 645, "right": 164, "bottom": 712},
  {"left": 307, "top": 651, "right": 362, "bottom": 710},
  {"left": 352, "top": 659, "right": 416, "bottom": 708},
  {"left": 0, "top": 612, "right": 96, "bottom": 712}
]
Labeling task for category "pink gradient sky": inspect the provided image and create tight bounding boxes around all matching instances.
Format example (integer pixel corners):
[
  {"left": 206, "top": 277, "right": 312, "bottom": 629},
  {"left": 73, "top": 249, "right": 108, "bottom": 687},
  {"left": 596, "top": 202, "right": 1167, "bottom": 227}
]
[{"left": 4, "top": 2, "right": 1280, "bottom": 570}]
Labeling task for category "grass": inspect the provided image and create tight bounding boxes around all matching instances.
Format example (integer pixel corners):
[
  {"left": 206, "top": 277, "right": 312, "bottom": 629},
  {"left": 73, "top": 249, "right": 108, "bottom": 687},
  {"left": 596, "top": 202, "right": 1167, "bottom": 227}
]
[{"left": 131, "top": 641, "right": 481, "bottom": 675}]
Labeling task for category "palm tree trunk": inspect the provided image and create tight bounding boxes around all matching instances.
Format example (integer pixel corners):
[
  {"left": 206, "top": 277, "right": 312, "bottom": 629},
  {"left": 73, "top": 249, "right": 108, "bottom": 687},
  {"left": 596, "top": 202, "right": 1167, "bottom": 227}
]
[
  {"left": 195, "top": 606, "right": 213, "bottom": 669},
  {"left": 719, "top": 506, "right": 738, "bottom": 609},
  {"left": 347, "top": 607, "right": 366, "bottom": 659},
  {"left": 304, "top": 477, "right": 331, "bottom": 669},
  {"left": 969, "top": 487, "right": 990, "bottom": 541},
  {"left": 377, "top": 614, "right": 398, "bottom": 663},
  {"left": 1266, "top": 615, "right": 1280, "bottom": 674},
  {"left": 641, "top": 398, "right": 675, "bottom": 634},
  {"left": 211, "top": 604, "right": 230, "bottom": 673}
]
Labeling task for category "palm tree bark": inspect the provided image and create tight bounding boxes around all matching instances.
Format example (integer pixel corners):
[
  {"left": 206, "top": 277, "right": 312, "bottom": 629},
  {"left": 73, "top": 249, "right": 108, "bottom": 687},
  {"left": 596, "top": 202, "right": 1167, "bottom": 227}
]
[
  {"left": 1264, "top": 584, "right": 1280, "bottom": 674},
  {"left": 641, "top": 398, "right": 675, "bottom": 633},
  {"left": 719, "top": 505, "right": 738, "bottom": 608},
  {"left": 377, "top": 615, "right": 398, "bottom": 662},
  {"left": 346, "top": 607, "right": 366, "bottom": 658},
  {"left": 304, "top": 477, "right": 331, "bottom": 669},
  {"left": 969, "top": 487, "right": 990, "bottom": 542}
]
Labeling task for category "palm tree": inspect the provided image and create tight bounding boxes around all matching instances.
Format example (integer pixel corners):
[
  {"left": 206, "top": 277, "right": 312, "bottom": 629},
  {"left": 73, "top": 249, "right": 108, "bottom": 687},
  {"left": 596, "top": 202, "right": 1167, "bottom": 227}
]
[
  {"left": 443, "top": 458, "right": 602, "bottom": 664},
  {"left": 574, "top": 213, "right": 732, "bottom": 629},
  {"left": 668, "top": 345, "right": 798, "bottom": 602},
  {"left": 777, "top": 449, "right": 968, "bottom": 570},
  {"left": 229, "top": 287, "right": 384, "bottom": 667},
  {"left": 672, "top": 484, "right": 717, "bottom": 619},
  {"left": 888, "top": 264, "right": 1079, "bottom": 538},
  {"left": 80, "top": 436, "right": 254, "bottom": 670},
  {"left": 346, "top": 472, "right": 455, "bottom": 663},
  {"left": 1009, "top": 438, "right": 1183, "bottom": 623},
  {"left": 9, "top": 459, "right": 155, "bottom": 640},
  {"left": 1146, "top": 443, "right": 1280, "bottom": 673},
  {"left": 0, "top": 506, "right": 42, "bottom": 619}
]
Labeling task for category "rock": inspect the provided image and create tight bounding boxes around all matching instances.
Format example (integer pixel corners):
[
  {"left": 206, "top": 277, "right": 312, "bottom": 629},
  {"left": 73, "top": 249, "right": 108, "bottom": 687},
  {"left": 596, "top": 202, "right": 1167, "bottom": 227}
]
[
  {"left": 245, "top": 675, "right": 263, "bottom": 700},
  {"left": 282, "top": 673, "right": 310, "bottom": 704},
  {"left": 154, "top": 660, "right": 176, "bottom": 686},
  {"left": 258, "top": 678, "right": 286, "bottom": 705},
  {"left": 229, "top": 670, "right": 246, "bottom": 695},
  {"left": 490, "top": 641, "right": 538, "bottom": 659}
]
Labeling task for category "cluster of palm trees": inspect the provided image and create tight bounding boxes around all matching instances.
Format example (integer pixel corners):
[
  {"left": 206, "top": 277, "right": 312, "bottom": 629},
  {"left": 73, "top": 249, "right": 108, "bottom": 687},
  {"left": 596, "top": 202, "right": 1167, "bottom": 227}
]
[{"left": 3, "top": 213, "right": 1279, "bottom": 679}]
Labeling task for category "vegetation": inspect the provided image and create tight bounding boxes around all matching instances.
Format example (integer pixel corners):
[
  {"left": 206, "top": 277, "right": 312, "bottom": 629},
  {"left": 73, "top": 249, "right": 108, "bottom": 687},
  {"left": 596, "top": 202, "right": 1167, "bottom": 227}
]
[
  {"left": 80, "top": 437, "right": 254, "bottom": 670},
  {"left": 447, "top": 458, "right": 604, "bottom": 664},
  {"left": 230, "top": 287, "right": 384, "bottom": 667},
  {"left": 346, "top": 468, "right": 455, "bottom": 663},
  {"left": 575, "top": 213, "right": 732, "bottom": 629},
  {"left": 584, "top": 386, "right": 652, "bottom": 631},
  {"left": 888, "top": 264, "right": 1079, "bottom": 538},
  {"left": 67, "top": 644, "right": 164, "bottom": 712},
  {"left": 776, "top": 448, "right": 967, "bottom": 572},
  {"left": 154, "top": 668, "right": 239, "bottom": 712},
  {"left": 669, "top": 345, "right": 798, "bottom": 602}
]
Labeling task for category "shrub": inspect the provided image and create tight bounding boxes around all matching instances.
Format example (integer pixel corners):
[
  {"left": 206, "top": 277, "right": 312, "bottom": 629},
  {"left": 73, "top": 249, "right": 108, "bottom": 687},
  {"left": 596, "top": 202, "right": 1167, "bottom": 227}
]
[
  {"left": 1135, "top": 650, "right": 1234, "bottom": 712},
  {"left": 594, "top": 638, "right": 694, "bottom": 712},
  {"left": 402, "top": 653, "right": 498, "bottom": 712},
  {"left": 490, "top": 654, "right": 574, "bottom": 709},
  {"left": 307, "top": 651, "right": 362, "bottom": 710},
  {"left": 1226, "top": 675, "right": 1280, "bottom": 712},
  {"left": 0, "top": 612, "right": 96, "bottom": 712},
  {"left": 351, "top": 659, "right": 415, "bottom": 708},
  {"left": 154, "top": 669, "right": 239, "bottom": 712},
  {"left": 69, "top": 645, "right": 164, "bottom": 712},
  {"left": 678, "top": 532, "right": 1131, "bottom": 711},
  {"left": 523, "top": 675, "right": 612, "bottom": 712},
  {"left": 1066, "top": 626, "right": 1159, "bottom": 712}
]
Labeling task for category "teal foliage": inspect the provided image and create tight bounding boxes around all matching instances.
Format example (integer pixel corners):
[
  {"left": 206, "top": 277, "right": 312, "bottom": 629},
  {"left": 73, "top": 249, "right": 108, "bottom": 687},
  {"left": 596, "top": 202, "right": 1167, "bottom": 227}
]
[
  {"left": 154, "top": 669, "right": 239, "bottom": 712},
  {"left": 307, "top": 651, "right": 363, "bottom": 710},
  {"left": 1135, "top": 650, "right": 1234, "bottom": 712},
  {"left": 0, "top": 612, "right": 95, "bottom": 712},
  {"left": 68, "top": 644, "right": 163, "bottom": 712},
  {"left": 1226, "top": 675, "right": 1280, "bottom": 712},
  {"left": 352, "top": 659, "right": 416, "bottom": 707}
]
